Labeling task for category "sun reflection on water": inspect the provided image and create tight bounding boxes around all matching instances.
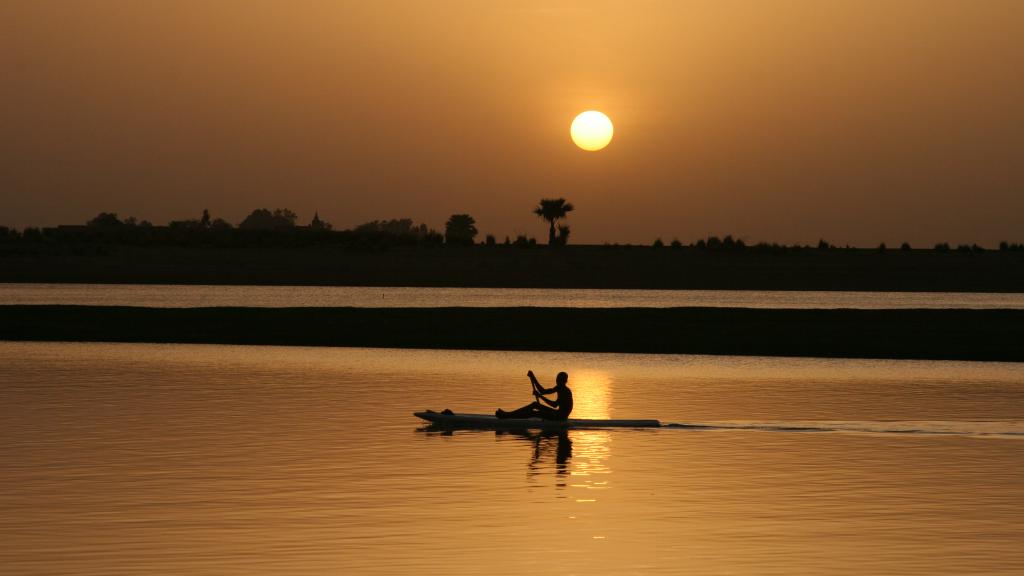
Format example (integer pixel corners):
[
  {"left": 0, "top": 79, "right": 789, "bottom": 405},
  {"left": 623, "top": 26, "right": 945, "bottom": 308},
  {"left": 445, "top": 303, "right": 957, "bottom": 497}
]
[
  {"left": 569, "top": 430, "right": 612, "bottom": 480},
  {"left": 567, "top": 429, "right": 613, "bottom": 510},
  {"left": 568, "top": 370, "right": 612, "bottom": 420}
]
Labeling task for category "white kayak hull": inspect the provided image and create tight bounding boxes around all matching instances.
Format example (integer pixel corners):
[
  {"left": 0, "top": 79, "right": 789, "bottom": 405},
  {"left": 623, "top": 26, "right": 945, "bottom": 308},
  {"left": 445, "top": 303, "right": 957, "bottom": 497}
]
[{"left": 415, "top": 411, "right": 660, "bottom": 429}]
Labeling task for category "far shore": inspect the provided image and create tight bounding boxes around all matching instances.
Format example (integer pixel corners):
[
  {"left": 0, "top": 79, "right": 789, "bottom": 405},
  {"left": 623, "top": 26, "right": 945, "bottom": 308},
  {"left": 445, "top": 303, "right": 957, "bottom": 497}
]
[
  {"left": 2, "top": 305, "right": 1021, "bottom": 362},
  {"left": 2, "top": 244, "right": 1024, "bottom": 292}
]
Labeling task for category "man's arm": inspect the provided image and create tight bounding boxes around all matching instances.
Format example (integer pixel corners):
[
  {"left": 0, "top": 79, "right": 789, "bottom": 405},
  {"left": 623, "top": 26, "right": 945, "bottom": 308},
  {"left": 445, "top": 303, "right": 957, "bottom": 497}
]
[
  {"left": 529, "top": 371, "right": 558, "bottom": 394},
  {"left": 528, "top": 370, "right": 555, "bottom": 395},
  {"left": 537, "top": 394, "right": 558, "bottom": 408}
]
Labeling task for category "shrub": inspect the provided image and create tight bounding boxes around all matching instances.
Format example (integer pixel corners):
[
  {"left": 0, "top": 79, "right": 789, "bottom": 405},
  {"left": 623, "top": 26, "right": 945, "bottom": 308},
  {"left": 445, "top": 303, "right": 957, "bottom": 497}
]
[
  {"left": 239, "top": 208, "right": 296, "bottom": 230},
  {"left": 87, "top": 212, "right": 122, "bottom": 227},
  {"left": 444, "top": 214, "right": 478, "bottom": 246},
  {"left": 555, "top": 225, "right": 570, "bottom": 246}
]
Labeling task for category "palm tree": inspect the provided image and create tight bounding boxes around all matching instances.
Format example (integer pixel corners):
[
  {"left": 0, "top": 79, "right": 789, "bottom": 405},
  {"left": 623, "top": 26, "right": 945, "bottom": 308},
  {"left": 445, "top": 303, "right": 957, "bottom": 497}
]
[
  {"left": 445, "top": 214, "right": 478, "bottom": 245},
  {"left": 533, "top": 198, "right": 575, "bottom": 245}
]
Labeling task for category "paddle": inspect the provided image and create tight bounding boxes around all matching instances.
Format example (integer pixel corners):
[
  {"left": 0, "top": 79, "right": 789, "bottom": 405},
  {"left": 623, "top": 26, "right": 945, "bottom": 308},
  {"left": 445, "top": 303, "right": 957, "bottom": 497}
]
[{"left": 529, "top": 369, "right": 542, "bottom": 401}]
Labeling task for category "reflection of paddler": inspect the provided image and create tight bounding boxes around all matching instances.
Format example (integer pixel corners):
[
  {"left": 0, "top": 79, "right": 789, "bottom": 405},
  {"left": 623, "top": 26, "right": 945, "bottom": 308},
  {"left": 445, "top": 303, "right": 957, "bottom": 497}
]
[
  {"left": 496, "top": 370, "right": 574, "bottom": 421},
  {"left": 553, "top": 431, "right": 572, "bottom": 465},
  {"left": 531, "top": 431, "right": 572, "bottom": 476},
  {"left": 502, "top": 429, "right": 573, "bottom": 475}
]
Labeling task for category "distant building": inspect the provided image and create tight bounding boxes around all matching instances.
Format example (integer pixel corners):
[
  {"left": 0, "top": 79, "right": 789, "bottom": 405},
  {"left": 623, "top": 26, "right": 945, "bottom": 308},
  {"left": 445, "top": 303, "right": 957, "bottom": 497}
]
[{"left": 309, "top": 211, "right": 330, "bottom": 230}]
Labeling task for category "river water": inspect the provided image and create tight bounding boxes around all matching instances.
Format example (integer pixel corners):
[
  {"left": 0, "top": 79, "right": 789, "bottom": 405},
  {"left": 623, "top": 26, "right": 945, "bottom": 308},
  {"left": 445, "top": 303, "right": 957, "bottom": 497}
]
[
  {"left": 2, "top": 283, "right": 1024, "bottom": 309},
  {"left": 1, "top": 341, "right": 1021, "bottom": 575}
]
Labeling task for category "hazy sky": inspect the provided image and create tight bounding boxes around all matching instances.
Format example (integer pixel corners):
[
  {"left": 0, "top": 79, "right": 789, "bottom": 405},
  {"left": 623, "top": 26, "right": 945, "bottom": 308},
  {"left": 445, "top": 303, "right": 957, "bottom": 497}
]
[{"left": 3, "top": 0, "right": 1022, "bottom": 245}]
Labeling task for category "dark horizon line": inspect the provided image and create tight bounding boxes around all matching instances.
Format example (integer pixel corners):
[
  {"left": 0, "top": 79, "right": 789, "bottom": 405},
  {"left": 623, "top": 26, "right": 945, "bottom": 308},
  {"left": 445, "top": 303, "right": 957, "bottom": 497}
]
[{"left": 1, "top": 215, "right": 1021, "bottom": 252}]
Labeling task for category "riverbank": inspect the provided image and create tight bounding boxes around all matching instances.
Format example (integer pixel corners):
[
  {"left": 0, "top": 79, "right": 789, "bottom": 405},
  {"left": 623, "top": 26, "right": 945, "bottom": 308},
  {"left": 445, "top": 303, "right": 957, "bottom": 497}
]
[
  {"left": 2, "top": 244, "right": 1023, "bottom": 292},
  {"left": 2, "top": 305, "right": 1021, "bottom": 361}
]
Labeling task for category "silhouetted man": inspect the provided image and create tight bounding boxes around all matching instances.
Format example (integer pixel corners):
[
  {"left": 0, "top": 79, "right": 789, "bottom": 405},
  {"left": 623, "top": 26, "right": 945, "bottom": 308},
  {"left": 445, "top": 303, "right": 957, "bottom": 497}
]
[{"left": 496, "top": 370, "right": 573, "bottom": 421}]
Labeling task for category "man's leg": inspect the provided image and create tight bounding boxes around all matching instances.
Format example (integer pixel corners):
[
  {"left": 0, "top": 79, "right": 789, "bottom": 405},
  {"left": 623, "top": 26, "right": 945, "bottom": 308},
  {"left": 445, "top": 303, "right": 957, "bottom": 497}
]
[
  {"left": 535, "top": 405, "right": 563, "bottom": 420},
  {"left": 497, "top": 402, "right": 540, "bottom": 419}
]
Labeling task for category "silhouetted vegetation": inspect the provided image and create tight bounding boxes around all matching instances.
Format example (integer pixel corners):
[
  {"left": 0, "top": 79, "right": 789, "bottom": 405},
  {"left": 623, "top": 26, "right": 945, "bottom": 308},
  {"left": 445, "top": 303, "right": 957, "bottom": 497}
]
[
  {"left": 533, "top": 198, "right": 574, "bottom": 246},
  {"left": 87, "top": 212, "right": 124, "bottom": 228},
  {"left": 21, "top": 228, "right": 43, "bottom": 241},
  {"left": 3, "top": 210, "right": 451, "bottom": 250},
  {"left": 444, "top": 214, "right": 478, "bottom": 246},
  {"left": 170, "top": 208, "right": 220, "bottom": 230},
  {"left": 555, "top": 224, "right": 570, "bottom": 246},
  {"left": 6, "top": 206, "right": 1020, "bottom": 258},
  {"left": 513, "top": 234, "right": 538, "bottom": 248},
  {"left": 3, "top": 208, "right": 1022, "bottom": 291},
  {"left": 239, "top": 208, "right": 297, "bottom": 230},
  {"left": 956, "top": 243, "right": 986, "bottom": 253},
  {"left": 694, "top": 235, "right": 746, "bottom": 251},
  {"left": 354, "top": 218, "right": 434, "bottom": 238}
]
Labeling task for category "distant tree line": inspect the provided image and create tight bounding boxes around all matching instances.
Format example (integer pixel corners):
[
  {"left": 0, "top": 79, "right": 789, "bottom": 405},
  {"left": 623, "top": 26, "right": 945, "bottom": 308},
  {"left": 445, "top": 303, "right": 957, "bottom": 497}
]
[
  {"left": 0, "top": 207, "right": 538, "bottom": 250},
  {"left": 0, "top": 198, "right": 579, "bottom": 250},
  {"left": 635, "top": 235, "right": 1024, "bottom": 253},
  {"left": 2, "top": 200, "right": 1021, "bottom": 252},
  {"left": 5, "top": 209, "right": 448, "bottom": 249}
]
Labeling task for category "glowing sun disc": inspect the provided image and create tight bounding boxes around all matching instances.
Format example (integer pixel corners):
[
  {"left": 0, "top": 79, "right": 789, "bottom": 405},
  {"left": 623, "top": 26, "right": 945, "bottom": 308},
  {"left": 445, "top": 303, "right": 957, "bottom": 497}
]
[{"left": 571, "top": 111, "right": 614, "bottom": 151}]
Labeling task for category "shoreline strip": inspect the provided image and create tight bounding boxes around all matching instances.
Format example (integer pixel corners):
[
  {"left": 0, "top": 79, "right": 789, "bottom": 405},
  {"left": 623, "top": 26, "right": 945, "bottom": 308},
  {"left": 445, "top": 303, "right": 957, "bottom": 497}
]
[{"left": 1, "top": 305, "right": 1022, "bottom": 362}]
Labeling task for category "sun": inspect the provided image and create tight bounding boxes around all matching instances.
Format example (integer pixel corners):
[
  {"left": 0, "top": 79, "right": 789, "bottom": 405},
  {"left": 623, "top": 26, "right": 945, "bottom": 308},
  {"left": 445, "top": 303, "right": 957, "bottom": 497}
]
[{"left": 570, "top": 111, "right": 613, "bottom": 151}]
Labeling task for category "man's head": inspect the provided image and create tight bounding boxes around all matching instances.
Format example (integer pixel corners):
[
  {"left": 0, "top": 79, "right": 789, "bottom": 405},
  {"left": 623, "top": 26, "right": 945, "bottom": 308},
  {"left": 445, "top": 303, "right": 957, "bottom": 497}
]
[{"left": 556, "top": 372, "right": 569, "bottom": 387}]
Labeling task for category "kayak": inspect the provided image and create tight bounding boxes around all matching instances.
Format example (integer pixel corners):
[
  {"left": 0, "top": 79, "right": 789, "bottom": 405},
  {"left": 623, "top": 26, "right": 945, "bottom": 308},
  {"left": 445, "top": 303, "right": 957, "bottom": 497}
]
[{"left": 415, "top": 411, "right": 661, "bottom": 429}]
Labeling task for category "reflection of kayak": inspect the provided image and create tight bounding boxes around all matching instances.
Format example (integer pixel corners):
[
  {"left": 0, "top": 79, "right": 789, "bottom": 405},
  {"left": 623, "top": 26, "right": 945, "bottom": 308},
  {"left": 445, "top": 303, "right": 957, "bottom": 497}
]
[{"left": 415, "top": 411, "right": 660, "bottom": 429}]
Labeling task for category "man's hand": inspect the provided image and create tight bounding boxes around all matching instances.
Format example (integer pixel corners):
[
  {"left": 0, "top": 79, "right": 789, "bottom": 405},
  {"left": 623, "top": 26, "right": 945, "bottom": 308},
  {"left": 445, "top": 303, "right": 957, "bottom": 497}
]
[{"left": 528, "top": 370, "right": 542, "bottom": 397}]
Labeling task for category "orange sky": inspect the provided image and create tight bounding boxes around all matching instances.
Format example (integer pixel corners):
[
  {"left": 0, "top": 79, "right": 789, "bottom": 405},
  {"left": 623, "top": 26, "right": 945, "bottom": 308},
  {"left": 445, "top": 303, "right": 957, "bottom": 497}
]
[{"left": 2, "top": 1, "right": 1022, "bottom": 245}]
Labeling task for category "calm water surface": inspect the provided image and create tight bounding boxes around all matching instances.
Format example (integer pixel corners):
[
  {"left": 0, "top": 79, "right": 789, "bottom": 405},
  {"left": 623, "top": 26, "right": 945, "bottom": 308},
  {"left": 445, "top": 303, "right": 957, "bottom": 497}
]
[
  {"left": 3, "top": 283, "right": 1024, "bottom": 309},
  {"left": 1, "top": 341, "right": 1022, "bottom": 575}
]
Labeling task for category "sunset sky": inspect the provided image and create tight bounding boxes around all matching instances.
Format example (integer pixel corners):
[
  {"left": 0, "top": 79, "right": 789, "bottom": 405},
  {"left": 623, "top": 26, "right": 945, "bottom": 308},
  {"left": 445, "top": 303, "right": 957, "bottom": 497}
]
[{"left": 3, "top": 1, "right": 1022, "bottom": 246}]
